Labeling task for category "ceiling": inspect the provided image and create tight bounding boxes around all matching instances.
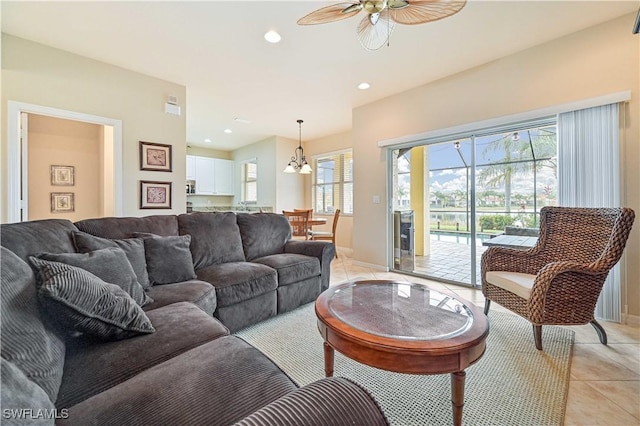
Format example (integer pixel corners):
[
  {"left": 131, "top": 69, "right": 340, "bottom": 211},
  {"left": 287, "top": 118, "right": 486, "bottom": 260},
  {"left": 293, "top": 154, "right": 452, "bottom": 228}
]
[{"left": 2, "top": 1, "right": 638, "bottom": 150}]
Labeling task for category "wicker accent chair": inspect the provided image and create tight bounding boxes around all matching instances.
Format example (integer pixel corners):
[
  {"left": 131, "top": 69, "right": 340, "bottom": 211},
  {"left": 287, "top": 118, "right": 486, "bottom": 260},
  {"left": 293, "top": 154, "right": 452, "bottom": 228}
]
[{"left": 481, "top": 206, "right": 635, "bottom": 350}]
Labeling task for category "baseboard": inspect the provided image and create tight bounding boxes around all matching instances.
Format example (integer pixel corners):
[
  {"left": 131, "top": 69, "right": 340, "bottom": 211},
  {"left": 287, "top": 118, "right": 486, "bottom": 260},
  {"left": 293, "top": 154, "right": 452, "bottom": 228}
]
[
  {"left": 351, "top": 259, "right": 388, "bottom": 271},
  {"left": 336, "top": 246, "right": 353, "bottom": 257},
  {"left": 622, "top": 313, "right": 640, "bottom": 326}
]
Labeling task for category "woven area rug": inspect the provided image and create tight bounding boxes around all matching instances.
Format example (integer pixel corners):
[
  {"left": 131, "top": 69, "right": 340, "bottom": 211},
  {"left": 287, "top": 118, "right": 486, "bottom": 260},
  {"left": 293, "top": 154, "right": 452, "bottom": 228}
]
[{"left": 236, "top": 302, "right": 574, "bottom": 426}]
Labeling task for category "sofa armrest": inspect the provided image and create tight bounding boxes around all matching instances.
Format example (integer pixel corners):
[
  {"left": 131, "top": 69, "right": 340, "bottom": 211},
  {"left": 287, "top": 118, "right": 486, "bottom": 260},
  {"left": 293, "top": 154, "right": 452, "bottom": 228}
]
[
  {"left": 284, "top": 240, "right": 335, "bottom": 292},
  {"left": 234, "top": 377, "right": 388, "bottom": 426}
]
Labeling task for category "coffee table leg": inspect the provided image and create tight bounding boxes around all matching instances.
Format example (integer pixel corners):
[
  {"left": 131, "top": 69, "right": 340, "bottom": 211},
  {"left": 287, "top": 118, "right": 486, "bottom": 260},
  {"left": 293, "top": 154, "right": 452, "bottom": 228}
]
[
  {"left": 323, "top": 342, "right": 334, "bottom": 377},
  {"left": 451, "top": 371, "right": 466, "bottom": 426}
]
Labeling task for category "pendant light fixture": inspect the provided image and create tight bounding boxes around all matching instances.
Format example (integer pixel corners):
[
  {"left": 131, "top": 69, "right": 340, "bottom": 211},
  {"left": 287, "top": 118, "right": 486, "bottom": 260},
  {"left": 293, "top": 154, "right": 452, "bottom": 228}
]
[{"left": 284, "top": 119, "right": 312, "bottom": 174}]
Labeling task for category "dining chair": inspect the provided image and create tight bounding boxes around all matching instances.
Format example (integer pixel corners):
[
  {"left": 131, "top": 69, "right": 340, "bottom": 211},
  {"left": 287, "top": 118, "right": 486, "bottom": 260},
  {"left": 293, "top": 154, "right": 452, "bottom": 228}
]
[
  {"left": 282, "top": 210, "right": 311, "bottom": 240},
  {"left": 482, "top": 206, "right": 635, "bottom": 350},
  {"left": 309, "top": 209, "right": 341, "bottom": 258}
]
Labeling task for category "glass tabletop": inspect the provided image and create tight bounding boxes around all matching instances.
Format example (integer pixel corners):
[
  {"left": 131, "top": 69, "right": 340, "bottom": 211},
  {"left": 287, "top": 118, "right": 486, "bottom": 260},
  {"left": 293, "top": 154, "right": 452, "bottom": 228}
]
[{"left": 326, "top": 282, "right": 474, "bottom": 340}]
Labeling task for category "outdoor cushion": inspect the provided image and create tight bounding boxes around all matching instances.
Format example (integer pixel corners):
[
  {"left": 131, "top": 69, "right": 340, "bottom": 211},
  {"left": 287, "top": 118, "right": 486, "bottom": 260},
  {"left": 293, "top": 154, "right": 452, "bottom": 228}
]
[
  {"left": 72, "top": 231, "right": 150, "bottom": 289},
  {"left": 56, "top": 302, "right": 228, "bottom": 409},
  {"left": 485, "top": 271, "right": 535, "bottom": 300},
  {"left": 60, "top": 336, "right": 297, "bottom": 426},
  {"left": 237, "top": 213, "right": 290, "bottom": 261},
  {"left": 0, "top": 247, "right": 66, "bottom": 404},
  {"left": 196, "top": 262, "right": 277, "bottom": 307},
  {"left": 252, "top": 253, "right": 321, "bottom": 286},
  {"left": 74, "top": 215, "right": 179, "bottom": 239},
  {"left": 177, "top": 212, "right": 246, "bottom": 269},
  {"left": 143, "top": 280, "right": 217, "bottom": 315},
  {"left": 29, "top": 257, "right": 156, "bottom": 341},
  {"left": 0, "top": 219, "right": 78, "bottom": 263},
  {"left": 35, "top": 248, "right": 152, "bottom": 307},
  {"left": 1, "top": 358, "right": 56, "bottom": 424},
  {"left": 133, "top": 233, "right": 197, "bottom": 285}
]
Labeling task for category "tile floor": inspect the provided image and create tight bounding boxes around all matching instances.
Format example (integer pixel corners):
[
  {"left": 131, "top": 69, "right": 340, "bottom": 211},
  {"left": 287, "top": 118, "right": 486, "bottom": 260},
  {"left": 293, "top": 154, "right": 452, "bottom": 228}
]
[{"left": 330, "top": 250, "right": 640, "bottom": 426}]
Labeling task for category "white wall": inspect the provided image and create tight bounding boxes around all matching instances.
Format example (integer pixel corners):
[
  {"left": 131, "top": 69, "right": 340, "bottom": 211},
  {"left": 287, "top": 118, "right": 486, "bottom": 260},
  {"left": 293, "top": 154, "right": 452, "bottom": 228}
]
[{"left": 232, "top": 136, "right": 278, "bottom": 209}]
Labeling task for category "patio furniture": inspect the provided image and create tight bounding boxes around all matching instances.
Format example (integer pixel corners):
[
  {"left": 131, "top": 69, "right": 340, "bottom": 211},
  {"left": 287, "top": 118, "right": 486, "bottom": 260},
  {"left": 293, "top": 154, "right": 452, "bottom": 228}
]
[
  {"left": 481, "top": 206, "right": 635, "bottom": 350},
  {"left": 309, "top": 209, "right": 340, "bottom": 258},
  {"left": 482, "top": 235, "right": 537, "bottom": 250}
]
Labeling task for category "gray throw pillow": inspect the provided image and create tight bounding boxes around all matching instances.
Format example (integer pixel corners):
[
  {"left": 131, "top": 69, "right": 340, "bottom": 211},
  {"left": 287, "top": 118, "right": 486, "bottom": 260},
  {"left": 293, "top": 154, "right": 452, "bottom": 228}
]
[
  {"left": 0, "top": 247, "right": 66, "bottom": 405},
  {"left": 133, "top": 233, "right": 197, "bottom": 285},
  {"left": 28, "top": 257, "right": 156, "bottom": 341},
  {"left": 72, "top": 231, "right": 150, "bottom": 289},
  {"left": 1, "top": 358, "right": 57, "bottom": 425},
  {"left": 35, "top": 248, "right": 152, "bottom": 307}
]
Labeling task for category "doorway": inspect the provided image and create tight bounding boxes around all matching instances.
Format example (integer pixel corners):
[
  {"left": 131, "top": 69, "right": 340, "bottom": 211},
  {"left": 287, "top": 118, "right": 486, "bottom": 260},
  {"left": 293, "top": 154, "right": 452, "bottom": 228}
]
[{"left": 6, "top": 101, "right": 123, "bottom": 223}]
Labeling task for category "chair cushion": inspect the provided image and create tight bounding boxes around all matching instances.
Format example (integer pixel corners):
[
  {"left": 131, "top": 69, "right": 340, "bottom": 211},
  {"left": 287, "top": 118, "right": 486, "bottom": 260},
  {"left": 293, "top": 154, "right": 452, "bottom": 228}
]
[
  {"left": 236, "top": 213, "right": 290, "bottom": 261},
  {"left": 143, "top": 280, "right": 217, "bottom": 315},
  {"left": 29, "top": 257, "right": 156, "bottom": 341},
  {"left": 1, "top": 219, "right": 78, "bottom": 263},
  {"left": 485, "top": 271, "right": 535, "bottom": 300},
  {"left": 0, "top": 247, "right": 66, "bottom": 404},
  {"left": 252, "top": 253, "right": 321, "bottom": 286},
  {"left": 72, "top": 231, "right": 150, "bottom": 289},
  {"left": 196, "top": 262, "right": 277, "bottom": 307},
  {"left": 56, "top": 302, "right": 228, "bottom": 409},
  {"left": 133, "top": 233, "right": 197, "bottom": 285},
  {"left": 74, "top": 215, "right": 179, "bottom": 239},
  {"left": 35, "top": 248, "right": 152, "bottom": 307},
  {"left": 177, "top": 212, "right": 246, "bottom": 269}
]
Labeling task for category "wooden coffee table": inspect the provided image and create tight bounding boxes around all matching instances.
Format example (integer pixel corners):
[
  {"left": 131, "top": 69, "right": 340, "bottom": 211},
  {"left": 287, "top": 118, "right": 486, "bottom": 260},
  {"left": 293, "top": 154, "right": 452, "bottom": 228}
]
[{"left": 315, "top": 280, "right": 489, "bottom": 426}]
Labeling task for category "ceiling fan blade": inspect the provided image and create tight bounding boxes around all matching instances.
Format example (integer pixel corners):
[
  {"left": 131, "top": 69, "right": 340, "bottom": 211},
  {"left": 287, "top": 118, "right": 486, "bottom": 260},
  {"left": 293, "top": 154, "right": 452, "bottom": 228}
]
[
  {"left": 298, "top": 2, "right": 364, "bottom": 25},
  {"left": 357, "top": 10, "right": 395, "bottom": 51},
  {"left": 390, "top": 0, "right": 466, "bottom": 25}
]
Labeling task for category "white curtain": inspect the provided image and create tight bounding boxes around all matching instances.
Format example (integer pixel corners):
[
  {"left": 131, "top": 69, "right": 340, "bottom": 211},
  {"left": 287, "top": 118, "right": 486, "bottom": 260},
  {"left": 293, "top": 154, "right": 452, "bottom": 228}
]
[{"left": 558, "top": 102, "right": 621, "bottom": 321}]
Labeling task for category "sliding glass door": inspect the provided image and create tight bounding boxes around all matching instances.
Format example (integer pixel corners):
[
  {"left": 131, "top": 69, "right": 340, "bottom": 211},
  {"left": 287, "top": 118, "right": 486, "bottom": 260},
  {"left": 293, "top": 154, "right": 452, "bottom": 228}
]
[{"left": 390, "top": 120, "right": 557, "bottom": 288}]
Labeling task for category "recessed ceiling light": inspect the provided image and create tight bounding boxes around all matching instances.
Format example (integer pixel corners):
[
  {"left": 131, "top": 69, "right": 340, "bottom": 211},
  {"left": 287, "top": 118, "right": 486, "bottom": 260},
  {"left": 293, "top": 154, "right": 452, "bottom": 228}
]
[
  {"left": 224, "top": 129, "right": 232, "bottom": 134},
  {"left": 204, "top": 138, "right": 212, "bottom": 143},
  {"left": 233, "top": 117, "right": 251, "bottom": 124},
  {"left": 358, "top": 82, "right": 370, "bottom": 90},
  {"left": 264, "top": 30, "right": 281, "bottom": 43}
]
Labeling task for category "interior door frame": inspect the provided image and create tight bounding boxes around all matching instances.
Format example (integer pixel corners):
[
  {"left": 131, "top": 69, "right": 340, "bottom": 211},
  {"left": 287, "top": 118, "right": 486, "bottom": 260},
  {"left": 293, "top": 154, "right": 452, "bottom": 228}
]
[{"left": 7, "top": 101, "right": 123, "bottom": 223}]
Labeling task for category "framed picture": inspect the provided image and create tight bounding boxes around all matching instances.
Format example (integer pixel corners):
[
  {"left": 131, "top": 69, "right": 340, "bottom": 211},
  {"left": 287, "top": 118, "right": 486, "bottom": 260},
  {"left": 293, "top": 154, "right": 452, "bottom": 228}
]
[
  {"left": 140, "top": 181, "right": 172, "bottom": 209},
  {"left": 140, "top": 141, "right": 172, "bottom": 172},
  {"left": 51, "top": 193, "right": 75, "bottom": 213},
  {"left": 51, "top": 165, "right": 75, "bottom": 186}
]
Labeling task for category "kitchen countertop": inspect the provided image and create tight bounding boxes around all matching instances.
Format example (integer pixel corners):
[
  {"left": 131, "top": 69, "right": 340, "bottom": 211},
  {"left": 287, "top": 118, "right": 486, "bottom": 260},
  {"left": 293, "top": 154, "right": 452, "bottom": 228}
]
[{"left": 190, "top": 206, "right": 273, "bottom": 213}]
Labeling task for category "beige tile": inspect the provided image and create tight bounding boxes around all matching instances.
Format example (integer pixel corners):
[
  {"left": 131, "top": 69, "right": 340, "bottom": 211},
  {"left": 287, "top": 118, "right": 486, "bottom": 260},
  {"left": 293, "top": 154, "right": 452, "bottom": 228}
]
[
  {"left": 570, "top": 343, "right": 639, "bottom": 381},
  {"left": 572, "top": 321, "right": 640, "bottom": 344},
  {"left": 584, "top": 380, "right": 640, "bottom": 420},
  {"left": 565, "top": 381, "right": 640, "bottom": 425}
]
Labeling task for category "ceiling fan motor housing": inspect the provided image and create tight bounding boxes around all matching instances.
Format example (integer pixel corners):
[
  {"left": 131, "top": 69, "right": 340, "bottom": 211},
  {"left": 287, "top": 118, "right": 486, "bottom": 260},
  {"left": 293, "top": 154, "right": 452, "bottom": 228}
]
[{"left": 363, "top": 0, "right": 388, "bottom": 14}]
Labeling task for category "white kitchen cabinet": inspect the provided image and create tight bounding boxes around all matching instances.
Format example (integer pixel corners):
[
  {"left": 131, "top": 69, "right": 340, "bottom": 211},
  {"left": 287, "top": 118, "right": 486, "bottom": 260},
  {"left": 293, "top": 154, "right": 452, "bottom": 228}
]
[
  {"left": 186, "top": 155, "right": 196, "bottom": 180},
  {"left": 188, "top": 156, "right": 234, "bottom": 196}
]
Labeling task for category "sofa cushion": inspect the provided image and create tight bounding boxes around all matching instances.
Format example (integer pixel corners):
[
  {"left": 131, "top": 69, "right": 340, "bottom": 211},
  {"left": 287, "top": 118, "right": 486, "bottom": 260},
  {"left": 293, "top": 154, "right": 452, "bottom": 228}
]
[
  {"left": 0, "top": 247, "right": 66, "bottom": 404},
  {"left": 72, "top": 231, "right": 150, "bottom": 289},
  {"left": 29, "top": 258, "right": 156, "bottom": 341},
  {"left": 178, "top": 212, "right": 246, "bottom": 269},
  {"left": 1, "top": 358, "right": 56, "bottom": 424},
  {"left": 196, "top": 262, "right": 277, "bottom": 307},
  {"left": 35, "top": 248, "right": 152, "bottom": 307},
  {"left": 237, "top": 213, "right": 291, "bottom": 261},
  {"left": 252, "top": 253, "right": 321, "bottom": 286},
  {"left": 143, "top": 280, "right": 217, "bottom": 315},
  {"left": 60, "top": 336, "right": 297, "bottom": 426},
  {"left": 133, "top": 233, "right": 197, "bottom": 285},
  {"left": 56, "top": 302, "right": 228, "bottom": 409},
  {"left": 1, "top": 219, "right": 78, "bottom": 263},
  {"left": 74, "top": 215, "right": 179, "bottom": 239}
]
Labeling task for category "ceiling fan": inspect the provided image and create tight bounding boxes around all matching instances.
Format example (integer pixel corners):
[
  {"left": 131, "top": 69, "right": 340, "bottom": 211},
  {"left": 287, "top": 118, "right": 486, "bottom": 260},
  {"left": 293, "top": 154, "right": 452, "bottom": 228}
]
[{"left": 298, "top": 0, "right": 467, "bottom": 51}]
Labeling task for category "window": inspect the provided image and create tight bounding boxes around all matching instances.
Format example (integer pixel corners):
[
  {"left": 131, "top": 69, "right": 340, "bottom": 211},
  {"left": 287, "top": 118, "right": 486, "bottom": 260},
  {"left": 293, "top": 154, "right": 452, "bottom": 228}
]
[
  {"left": 241, "top": 160, "right": 257, "bottom": 203},
  {"left": 312, "top": 150, "right": 353, "bottom": 214}
]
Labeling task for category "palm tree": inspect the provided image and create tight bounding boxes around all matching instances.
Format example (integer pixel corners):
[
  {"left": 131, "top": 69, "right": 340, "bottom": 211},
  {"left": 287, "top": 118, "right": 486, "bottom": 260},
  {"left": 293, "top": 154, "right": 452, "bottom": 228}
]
[{"left": 477, "top": 130, "right": 557, "bottom": 213}]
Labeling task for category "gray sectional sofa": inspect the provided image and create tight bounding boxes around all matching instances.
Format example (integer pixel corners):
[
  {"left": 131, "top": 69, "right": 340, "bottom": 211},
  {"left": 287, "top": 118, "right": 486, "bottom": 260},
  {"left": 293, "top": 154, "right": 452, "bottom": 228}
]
[{"left": 1, "top": 212, "right": 388, "bottom": 425}]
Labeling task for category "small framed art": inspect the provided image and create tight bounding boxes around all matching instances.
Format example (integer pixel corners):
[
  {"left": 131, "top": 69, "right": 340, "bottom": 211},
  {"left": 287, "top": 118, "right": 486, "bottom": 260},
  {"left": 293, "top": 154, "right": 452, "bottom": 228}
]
[
  {"left": 140, "top": 181, "right": 172, "bottom": 209},
  {"left": 140, "top": 141, "right": 172, "bottom": 172},
  {"left": 51, "top": 165, "right": 75, "bottom": 186},
  {"left": 51, "top": 193, "right": 75, "bottom": 213}
]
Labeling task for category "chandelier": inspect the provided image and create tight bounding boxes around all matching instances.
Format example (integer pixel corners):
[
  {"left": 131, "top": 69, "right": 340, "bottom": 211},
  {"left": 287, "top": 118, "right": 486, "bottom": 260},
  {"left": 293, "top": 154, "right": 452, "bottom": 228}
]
[{"left": 283, "top": 119, "right": 312, "bottom": 174}]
